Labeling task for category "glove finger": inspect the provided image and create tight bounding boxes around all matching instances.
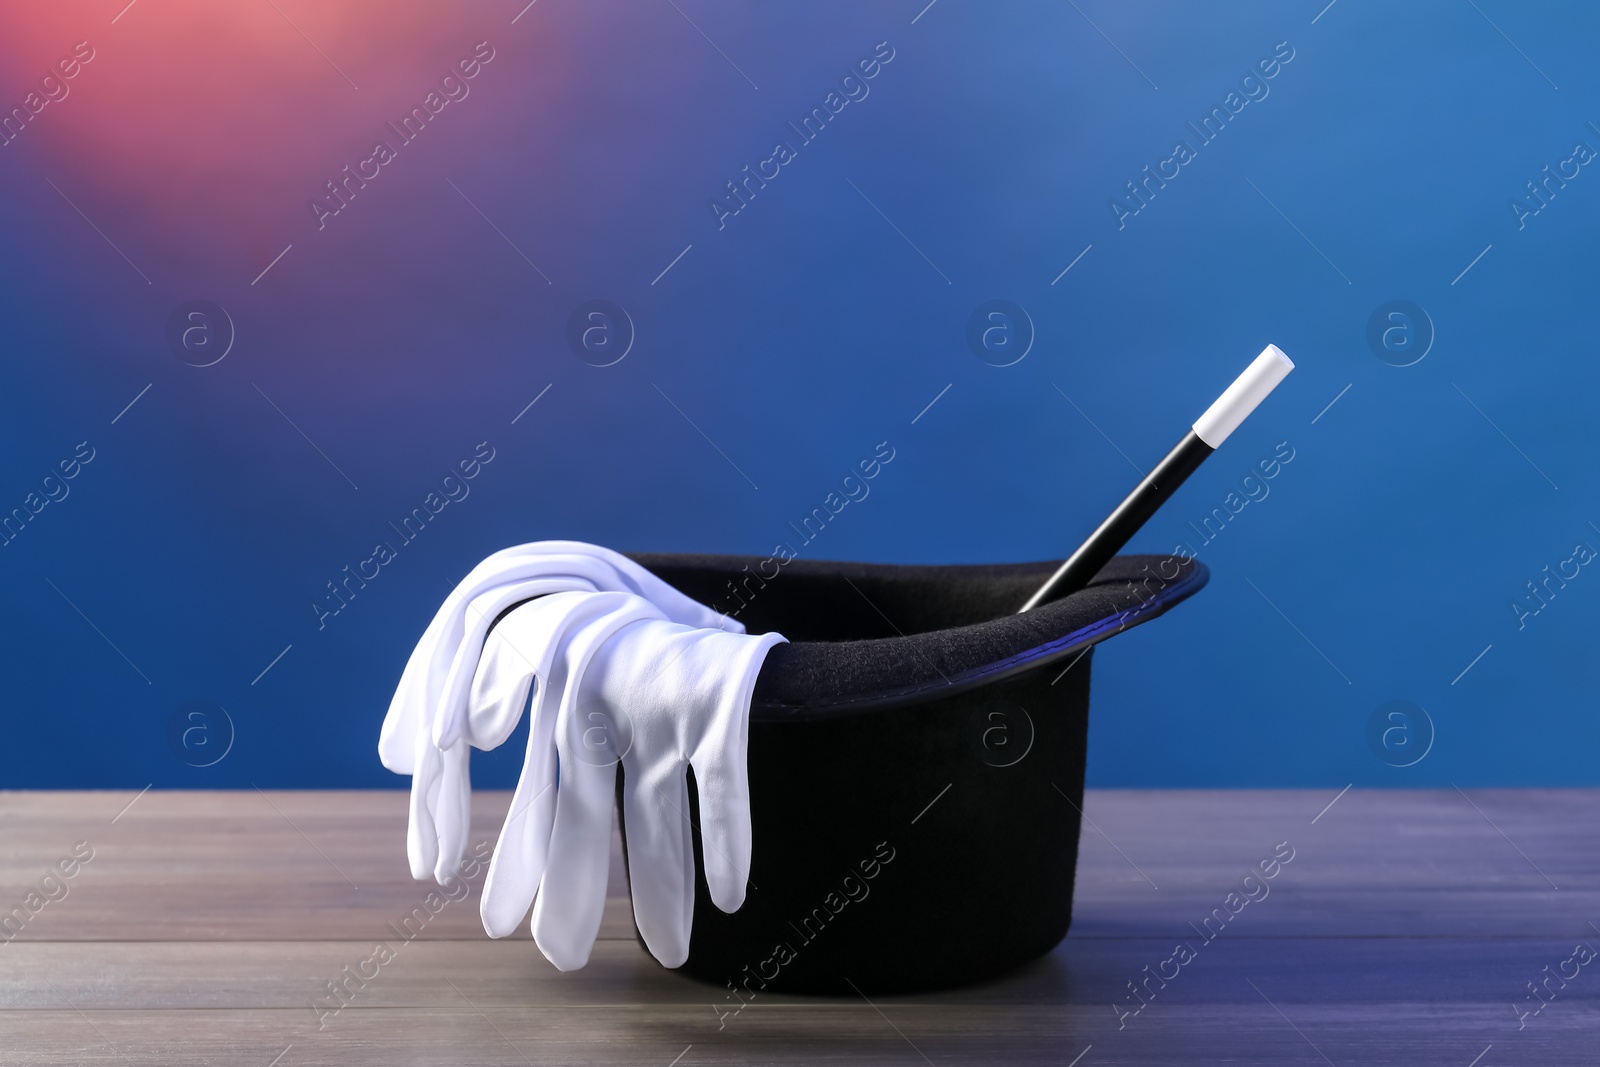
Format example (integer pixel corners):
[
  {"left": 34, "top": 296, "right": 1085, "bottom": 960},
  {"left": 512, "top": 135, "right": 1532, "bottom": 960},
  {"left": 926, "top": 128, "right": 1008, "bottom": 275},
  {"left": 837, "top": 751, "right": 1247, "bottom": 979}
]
[
  {"left": 464, "top": 627, "right": 540, "bottom": 751},
  {"left": 461, "top": 590, "right": 603, "bottom": 751},
  {"left": 686, "top": 763, "right": 752, "bottom": 914},
  {"left": 406, "top": 732, "right": 442, "bottom": 881},
  {"left": 437, "top": 580, "right": 599, "bottom": 750},
  {"left": 432, "top": 742, "right": 471, "bottom": 883},
  {"left": 687, "top": 712, "right": 754, "bottom": 914},
  {"left": 396, "top": 559, "right": 594, "bottom": 762},
  {"left": 531, "top": 755, "right": 617, "bottom": 971},
  {"left": 620, "top": 761, "right": 696, "bottom": 967},
  {"left": 683, "top": 630, "right": 780, "bottom": 912},
  {"left": 380, "top": 601, "right": 459, "bottom": 774},
  {"left": 386, "top": 561, "right": 545, "bottom": 766},
  {"left": 479, "top": 733, "right": 558, "bottom": 938}
]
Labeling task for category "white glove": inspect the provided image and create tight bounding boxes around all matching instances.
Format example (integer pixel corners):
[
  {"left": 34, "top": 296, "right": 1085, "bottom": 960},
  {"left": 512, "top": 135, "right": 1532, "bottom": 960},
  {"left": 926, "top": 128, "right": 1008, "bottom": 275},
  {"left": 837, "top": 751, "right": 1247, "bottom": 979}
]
[
  {"left": 466, "top": 592, "right": 785, "bottom": 970},
  {"left": 378, "top": 542, "right": 732, "bottom": 884}
]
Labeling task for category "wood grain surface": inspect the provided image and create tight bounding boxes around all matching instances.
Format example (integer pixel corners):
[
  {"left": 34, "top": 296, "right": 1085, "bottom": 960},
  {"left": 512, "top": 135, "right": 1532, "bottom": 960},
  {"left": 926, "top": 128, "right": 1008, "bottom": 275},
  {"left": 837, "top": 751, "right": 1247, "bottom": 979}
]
[{"left": 1, "top": 787, "right": 1595, "bottom": 1064}]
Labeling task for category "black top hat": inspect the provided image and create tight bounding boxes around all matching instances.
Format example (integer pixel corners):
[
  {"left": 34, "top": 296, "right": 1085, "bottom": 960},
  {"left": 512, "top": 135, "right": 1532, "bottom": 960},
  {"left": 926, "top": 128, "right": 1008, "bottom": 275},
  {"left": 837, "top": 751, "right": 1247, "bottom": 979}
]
[{"left": 620, "top": 552, "right": 1207, "bottom": 995}]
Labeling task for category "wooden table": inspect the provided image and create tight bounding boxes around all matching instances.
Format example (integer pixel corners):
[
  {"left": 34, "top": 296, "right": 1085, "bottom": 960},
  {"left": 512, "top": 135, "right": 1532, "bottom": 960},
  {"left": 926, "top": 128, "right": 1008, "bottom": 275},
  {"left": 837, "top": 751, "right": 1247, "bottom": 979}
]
[{"left": 2, "top": 788, "right": 1596, "bottom": 1065}]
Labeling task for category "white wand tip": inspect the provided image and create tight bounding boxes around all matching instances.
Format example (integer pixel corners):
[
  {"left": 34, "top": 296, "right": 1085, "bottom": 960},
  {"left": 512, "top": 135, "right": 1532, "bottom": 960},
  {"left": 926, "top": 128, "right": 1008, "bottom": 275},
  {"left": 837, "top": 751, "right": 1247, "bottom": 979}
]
[{"left": 1191, "top": 344, "right": 1294, "bottom": 449}]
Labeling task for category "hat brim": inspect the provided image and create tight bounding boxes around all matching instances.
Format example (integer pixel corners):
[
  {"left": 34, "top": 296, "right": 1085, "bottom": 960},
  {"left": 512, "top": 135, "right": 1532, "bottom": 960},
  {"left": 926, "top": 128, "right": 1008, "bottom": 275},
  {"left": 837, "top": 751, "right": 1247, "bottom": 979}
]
[{"left": 627, "top": 554, "right": 1209, "bottom": 719}]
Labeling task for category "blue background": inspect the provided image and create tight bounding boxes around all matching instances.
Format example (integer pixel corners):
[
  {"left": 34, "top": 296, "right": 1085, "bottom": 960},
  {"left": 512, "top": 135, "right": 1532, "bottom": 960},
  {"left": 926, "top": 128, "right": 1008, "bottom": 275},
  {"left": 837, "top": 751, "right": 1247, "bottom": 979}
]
[{"left": 1, "top": 0, "right": 1595, "bottom": 788}]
